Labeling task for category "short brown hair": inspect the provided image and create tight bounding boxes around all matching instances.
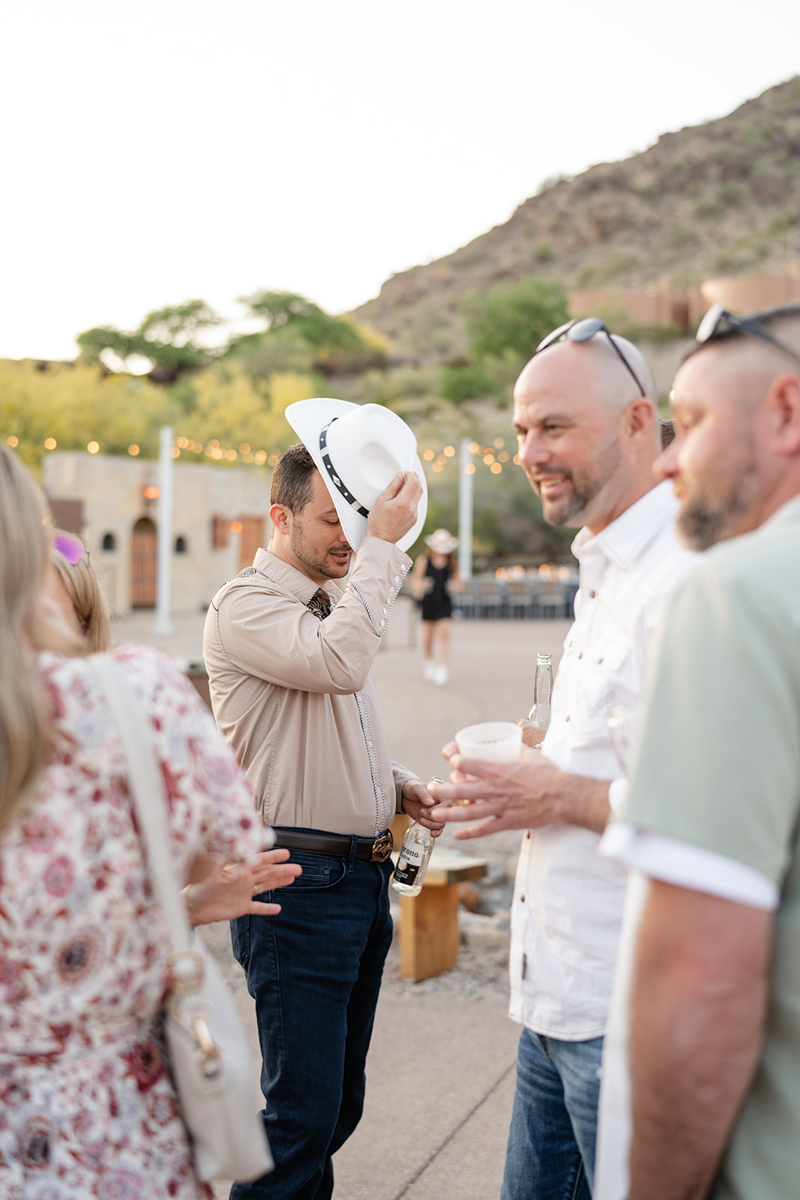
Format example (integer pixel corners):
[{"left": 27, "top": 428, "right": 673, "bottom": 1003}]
[{"left": 270, "top": 443, "right": 317, "bottom": 513}]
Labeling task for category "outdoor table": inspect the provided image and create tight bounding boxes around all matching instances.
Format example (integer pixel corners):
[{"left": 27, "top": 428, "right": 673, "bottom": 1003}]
[{"left": 393, "top": 845, "right": 489, "bottom": 982}]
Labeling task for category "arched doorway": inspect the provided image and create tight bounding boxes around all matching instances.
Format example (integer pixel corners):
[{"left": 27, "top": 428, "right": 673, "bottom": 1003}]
[{"left": 131, "top": 517, "right": 157, "bottom": 608}]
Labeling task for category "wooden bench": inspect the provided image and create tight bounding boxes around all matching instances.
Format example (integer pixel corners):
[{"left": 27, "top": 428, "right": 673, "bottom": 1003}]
[{"left": 394, "top": 845, "right": 488, "bottom": 982}]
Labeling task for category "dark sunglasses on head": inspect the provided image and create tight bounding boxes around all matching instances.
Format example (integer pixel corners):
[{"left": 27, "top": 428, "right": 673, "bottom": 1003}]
[
  {"left": 535, "top": 317, "right": 647, "bottom": 398},
  {"left": 696, "top": 303, "right": 800, "bottom": 368},
  {"left": 51, "top": 529, "right": 89, "bottom": 565}
]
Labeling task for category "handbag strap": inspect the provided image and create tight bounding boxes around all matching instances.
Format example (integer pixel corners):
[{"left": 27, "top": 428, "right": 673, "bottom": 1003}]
[{"left": 90, "top": 654, "right": 193, "bottom": 957}]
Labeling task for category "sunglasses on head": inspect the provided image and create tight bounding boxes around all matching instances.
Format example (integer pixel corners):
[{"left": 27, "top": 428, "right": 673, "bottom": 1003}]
[
  {"left": 51, "top": 529, "right": 89, "bottom": 565},
  {"left": 696, "top": 304, "right": 800, "bottom": 367},
  {"left": 535, "top": 317, "right": 647, "bottom": 398}
]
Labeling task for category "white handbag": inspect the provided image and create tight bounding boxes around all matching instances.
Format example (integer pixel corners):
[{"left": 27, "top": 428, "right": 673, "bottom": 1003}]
[{"left": 91, "top": 654, "right": 273, "bottom": 1184}]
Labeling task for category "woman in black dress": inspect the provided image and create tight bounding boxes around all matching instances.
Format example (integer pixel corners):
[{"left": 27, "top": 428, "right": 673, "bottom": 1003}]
[{"left": 410, "top": 529, "right": 461, "bottom": 686}]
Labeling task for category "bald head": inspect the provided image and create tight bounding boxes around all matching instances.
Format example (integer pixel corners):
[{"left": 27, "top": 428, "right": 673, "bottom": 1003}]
[
  {"left": 516, "top": 332, "right": 658, "bottom": 415},
  {"left": 512, "top": 332, "right": 660, "bottom": 534},
  {"left": 661, "top": 307, "right": 800, "bottom": 549},
  {"left": 681, "top": 308, "right": 800, "bottom": 414}
]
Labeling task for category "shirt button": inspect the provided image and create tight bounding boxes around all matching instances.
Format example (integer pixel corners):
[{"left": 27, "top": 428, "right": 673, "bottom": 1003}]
[
  {"left": 380, "top": 619, "right": 386, "bottom": 627},
  {"left": 598, "top": 657, "right": 604, "bottom": 664},
  {"left": 394, "top": 575, "right": 401, "bottom": 582},
  {"left": 520, "top": 895, "right": 525, "bottom": 903},
  {"left": 382, "top": 607, "right": 388, "bottom": 614},
  {"left": 526, "top": 831, "right": 531, "bottom": 839},
  {"left": 565, "top": 714, "right": 570, "bottom": 722},
  {"left": 577, "top": 652, "right": 582, "bottom": 659},
  {"left": 590, "top": 590, "right": 596, "bottom": 598}
]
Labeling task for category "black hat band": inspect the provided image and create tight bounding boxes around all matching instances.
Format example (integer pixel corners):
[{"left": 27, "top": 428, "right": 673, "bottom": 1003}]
[{"left": 319, "top": 419, "right": 370, "bottom": 518}]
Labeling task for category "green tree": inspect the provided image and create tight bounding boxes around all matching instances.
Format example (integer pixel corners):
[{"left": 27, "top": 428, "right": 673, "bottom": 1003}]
[
  {"left": 238, "top": 291, "right": 361, "bottom": 350},
  {"left": 462, "top": 277, "right": 569, "bottom": 361},
  {"left": 0, "top": 360, "right": 175, "bottom": 468},
  {"left": 233, "top": 290, "right": 386, "bottom": 378},
  {"left": 77, "top": 299, "right": 221, "bottom": 383}
]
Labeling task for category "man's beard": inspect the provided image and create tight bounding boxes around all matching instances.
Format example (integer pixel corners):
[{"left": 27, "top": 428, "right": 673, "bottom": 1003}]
[
  {"left": 290, "top": 527, "right": 351, "bottom": 579},
  {"left": 677, "top": 465, "right": 759, "bottom": 551},
  {"left": 533, "top": 437, "right": 623, "bottom": 528}
]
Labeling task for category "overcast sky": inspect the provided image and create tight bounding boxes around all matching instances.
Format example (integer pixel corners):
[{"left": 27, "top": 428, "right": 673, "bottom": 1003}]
[{"left": 2, "top": 0, "right": 799, "bottom": 360}]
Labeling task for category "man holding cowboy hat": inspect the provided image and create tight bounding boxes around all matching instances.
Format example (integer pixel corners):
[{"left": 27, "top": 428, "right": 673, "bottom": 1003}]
[{"left": 204, "top": 398, "right": 443, "bottom": 1200}]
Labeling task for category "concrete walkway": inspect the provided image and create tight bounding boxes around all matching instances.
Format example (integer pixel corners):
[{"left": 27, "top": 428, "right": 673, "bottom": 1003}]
[{"left": 115, "top": 603, "right": 571, "bottom": 1198}]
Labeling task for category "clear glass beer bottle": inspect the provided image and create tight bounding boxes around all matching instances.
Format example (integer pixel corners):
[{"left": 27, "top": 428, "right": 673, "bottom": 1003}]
[
  {"left": 528, "top": 652, "right": 553, "bottom": 734},
  {"left": 391, "top": 778, "right": 442, "bottom": 897}
]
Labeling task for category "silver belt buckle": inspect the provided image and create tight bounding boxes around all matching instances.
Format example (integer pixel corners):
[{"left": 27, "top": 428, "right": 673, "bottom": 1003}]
[{"left": 371, "top": 830, "right": 393, "bottom": 862}]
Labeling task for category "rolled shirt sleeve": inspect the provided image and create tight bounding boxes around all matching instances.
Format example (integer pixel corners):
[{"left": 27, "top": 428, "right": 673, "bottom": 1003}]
[{"left": 616, "top": 544, "right": 800, "bottom": 888}]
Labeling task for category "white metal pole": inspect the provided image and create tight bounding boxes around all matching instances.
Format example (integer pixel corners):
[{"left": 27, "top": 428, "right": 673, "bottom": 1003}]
[
  {"left": 458, "top": 437, "right": 473, "bottom": 581},
  {"left": 154, "top": 426, "right": 174, "bottom": 634}
]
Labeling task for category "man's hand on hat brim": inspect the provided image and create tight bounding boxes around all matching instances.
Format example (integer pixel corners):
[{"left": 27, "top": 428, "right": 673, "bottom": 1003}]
[{"left": 367, "top": 471, "right": 423, "bottom": 545}]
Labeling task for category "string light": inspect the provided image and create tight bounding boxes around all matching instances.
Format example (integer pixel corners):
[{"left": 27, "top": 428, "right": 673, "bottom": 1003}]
[{"left": 6, "top": 427, "right": 520, "bottom": 483}]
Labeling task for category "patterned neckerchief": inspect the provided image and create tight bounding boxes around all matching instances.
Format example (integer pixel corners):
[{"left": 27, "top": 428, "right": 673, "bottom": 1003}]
[{"left": 306, "top": 587, "right": 333, "bottom": 620}]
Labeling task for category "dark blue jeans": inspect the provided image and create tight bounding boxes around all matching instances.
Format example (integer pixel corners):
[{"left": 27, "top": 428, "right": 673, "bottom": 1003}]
[
  {"left": 229, "top": 836, "right": 393, "bottom": 1200},
  {"left": 501, "top": 1027, "right": 604, "bottom": 1200}
]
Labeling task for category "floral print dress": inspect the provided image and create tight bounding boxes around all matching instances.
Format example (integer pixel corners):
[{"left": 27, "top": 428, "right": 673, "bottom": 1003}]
[{"left": 0, "top": 647, "right": 267, "bottom": 1199}]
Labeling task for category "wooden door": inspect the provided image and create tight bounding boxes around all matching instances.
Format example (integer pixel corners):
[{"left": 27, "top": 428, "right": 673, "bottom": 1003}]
[
  {"left": 131, "top": 517, "right": 157, "bottom": 608},
  {"left": 238, "top": 515, "right": 266, "bottom": 572}
]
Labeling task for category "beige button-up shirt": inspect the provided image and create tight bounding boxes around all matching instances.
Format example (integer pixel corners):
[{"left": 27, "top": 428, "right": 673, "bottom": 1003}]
[{"left": 203, "top": 536, "right": 417, "bottom": 837}]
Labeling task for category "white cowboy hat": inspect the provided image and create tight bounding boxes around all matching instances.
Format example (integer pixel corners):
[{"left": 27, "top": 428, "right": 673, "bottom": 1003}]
[
  {"left": 284, "top": 398, "right": 428, "bottom": 553},
  {"left": 425, "top": 528, "right": 459, "bottom": 555}
]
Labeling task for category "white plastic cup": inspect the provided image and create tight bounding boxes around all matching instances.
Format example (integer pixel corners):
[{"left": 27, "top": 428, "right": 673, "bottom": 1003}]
[{"left": 454, "top": 721, "right": 522, "bottom": 762}]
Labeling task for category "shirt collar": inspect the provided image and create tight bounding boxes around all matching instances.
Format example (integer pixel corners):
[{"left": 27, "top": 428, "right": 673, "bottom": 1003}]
[
  {"left": 763, "top": 492, "right": 800, "bottom": 532},
  {"left": 571, "top": 481, "right": 679, "bottom": 571},
  {"left": 254, "top": 548, "right": 341, "bottom": 607}
]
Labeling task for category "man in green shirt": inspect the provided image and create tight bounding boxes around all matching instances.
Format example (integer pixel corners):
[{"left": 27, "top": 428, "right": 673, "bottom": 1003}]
[{"left": 597, "top": 303, "right": 800, "bottom": 1200}]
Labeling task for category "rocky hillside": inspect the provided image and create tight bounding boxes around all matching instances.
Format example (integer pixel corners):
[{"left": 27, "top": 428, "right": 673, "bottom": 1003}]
[{"left": 353, "top": 76, "right": 800, "bottom": 361}]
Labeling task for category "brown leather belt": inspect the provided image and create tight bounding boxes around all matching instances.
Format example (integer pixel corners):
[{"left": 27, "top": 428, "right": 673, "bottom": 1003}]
[{"left": 272, "top": 828, "right": 394, "bottom": 864}]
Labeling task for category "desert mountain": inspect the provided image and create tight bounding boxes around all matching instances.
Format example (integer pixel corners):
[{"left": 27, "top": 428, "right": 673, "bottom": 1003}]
[{"left": 353, "top": 76, "right": 800, "bottom": 361}]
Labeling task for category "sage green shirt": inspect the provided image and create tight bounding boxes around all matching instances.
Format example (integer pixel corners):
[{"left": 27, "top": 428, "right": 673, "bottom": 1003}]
[{"left": 621, "top": 494, "right": 800, "bottom": 1199}]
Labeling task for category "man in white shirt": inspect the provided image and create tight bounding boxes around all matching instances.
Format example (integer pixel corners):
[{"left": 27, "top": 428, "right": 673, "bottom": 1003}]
[{"left": 430, "top": 318, "right": 696, "bottom": 1198}]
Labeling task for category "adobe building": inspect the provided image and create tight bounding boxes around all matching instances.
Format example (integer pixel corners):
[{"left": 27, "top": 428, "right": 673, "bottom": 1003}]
[
  {"left": 569, "top": 281, "right": 689, "bottom": 330},
  {"left": 688, "top": 275, "right": 800, "bottom": 323},
  {"left": 44, "top": 452, "right": 271, "bottom": 614}
]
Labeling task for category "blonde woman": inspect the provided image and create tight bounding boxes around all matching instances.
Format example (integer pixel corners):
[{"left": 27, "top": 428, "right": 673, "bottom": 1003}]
[
  {"left": 46, "top": 529, "right": 112, "bottom": 651},
  {"left": 0, "top": 444, "right": 299, "bottom": 1198}
]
